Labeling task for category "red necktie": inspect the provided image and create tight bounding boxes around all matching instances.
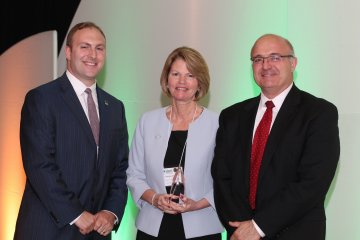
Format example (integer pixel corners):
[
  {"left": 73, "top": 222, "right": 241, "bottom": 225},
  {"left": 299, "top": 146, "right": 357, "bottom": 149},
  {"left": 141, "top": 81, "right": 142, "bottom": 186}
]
[
  {"left": 249, "top": 100, "right": 274, "bottom": 210},
  {"left": 85, "top": 88, "right": 100, "bottom": 146}
]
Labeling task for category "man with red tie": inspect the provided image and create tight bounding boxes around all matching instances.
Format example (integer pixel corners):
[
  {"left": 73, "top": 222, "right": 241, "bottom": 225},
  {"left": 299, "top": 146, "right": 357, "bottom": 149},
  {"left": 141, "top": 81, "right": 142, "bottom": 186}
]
[{"left": 211, "top": 34, "right": 340, "bottom": 240}]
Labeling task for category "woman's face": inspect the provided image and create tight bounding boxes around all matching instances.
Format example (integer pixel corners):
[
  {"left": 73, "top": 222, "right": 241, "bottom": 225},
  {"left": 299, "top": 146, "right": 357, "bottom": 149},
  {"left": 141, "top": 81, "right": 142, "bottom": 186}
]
[{"left": 167, "top": 59, "right": 199, "bottom": 103}]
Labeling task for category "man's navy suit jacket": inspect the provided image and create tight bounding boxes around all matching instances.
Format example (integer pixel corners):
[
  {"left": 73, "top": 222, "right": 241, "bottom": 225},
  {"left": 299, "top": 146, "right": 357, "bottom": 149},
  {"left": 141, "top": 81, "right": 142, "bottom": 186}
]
[{"left": 14, "top": 74, "right": 129, "bottom": 240}]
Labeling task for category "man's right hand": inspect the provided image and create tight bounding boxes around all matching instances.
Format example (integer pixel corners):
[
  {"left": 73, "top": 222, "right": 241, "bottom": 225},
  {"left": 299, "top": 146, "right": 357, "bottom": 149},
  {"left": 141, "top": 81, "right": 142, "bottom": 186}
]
[{"left": 75, "top": 211, "right": 96, "bottom": 235}]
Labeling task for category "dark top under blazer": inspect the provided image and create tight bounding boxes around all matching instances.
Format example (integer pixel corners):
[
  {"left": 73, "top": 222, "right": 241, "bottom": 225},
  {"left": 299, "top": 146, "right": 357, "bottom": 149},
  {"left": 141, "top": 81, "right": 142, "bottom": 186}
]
[
  {"left": 211, "top": 85, "right": 340, "bottom": 240},
  {"left": 14, "top": 74, "right": 129, "bottom": 240}
]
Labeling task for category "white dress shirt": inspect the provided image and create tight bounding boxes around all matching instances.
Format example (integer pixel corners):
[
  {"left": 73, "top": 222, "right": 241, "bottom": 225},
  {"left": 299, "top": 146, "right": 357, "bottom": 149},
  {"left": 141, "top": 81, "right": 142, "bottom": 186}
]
[{"left": 66, "top": 71, "right": 99, "bottom": 120}]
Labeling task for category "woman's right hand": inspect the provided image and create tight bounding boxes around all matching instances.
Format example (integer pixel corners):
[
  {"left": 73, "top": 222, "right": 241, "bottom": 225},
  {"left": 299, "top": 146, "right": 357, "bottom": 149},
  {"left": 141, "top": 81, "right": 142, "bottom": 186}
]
[{"left": 153, "top": 193, "right": 178, "bottom": 214}]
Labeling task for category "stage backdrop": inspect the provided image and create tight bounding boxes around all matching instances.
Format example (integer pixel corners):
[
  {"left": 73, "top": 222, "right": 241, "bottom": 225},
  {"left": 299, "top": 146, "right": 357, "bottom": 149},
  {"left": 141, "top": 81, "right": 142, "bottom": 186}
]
[{"left": 1, "top": 0, "right": 359, "bottom": 239}]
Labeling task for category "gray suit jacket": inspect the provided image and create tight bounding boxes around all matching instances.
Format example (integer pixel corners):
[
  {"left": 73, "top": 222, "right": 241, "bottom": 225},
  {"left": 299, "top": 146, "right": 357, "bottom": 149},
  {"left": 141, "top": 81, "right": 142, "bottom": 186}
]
[{"left": 126, "top": 107, "right": 223, "bottom": 238}]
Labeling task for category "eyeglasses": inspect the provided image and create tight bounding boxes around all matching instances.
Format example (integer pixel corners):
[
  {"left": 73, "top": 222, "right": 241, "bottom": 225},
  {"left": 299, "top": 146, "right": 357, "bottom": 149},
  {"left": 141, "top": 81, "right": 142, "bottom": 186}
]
[
  {"left": 169, "top": 71, "right": 195, "bottom": 81},
  {"left": 251, "top": 54, "right": 294, "bottom": 65}
]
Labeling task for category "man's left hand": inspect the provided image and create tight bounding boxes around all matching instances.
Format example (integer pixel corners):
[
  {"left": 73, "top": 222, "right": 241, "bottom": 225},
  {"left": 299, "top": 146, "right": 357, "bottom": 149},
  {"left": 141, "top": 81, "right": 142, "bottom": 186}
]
[{"left": 94, "top": 210, "right": 115, "bottom": 236}]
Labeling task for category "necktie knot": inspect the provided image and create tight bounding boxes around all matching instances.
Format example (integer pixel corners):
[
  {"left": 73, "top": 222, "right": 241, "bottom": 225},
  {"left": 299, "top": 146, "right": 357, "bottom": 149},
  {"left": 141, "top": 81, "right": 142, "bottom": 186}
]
[
  {"left": 265, "top": 100, "right": 275, "bottom": 109},
  {"left": 85, "top": 88, "right": 92, "bottom": 95}
]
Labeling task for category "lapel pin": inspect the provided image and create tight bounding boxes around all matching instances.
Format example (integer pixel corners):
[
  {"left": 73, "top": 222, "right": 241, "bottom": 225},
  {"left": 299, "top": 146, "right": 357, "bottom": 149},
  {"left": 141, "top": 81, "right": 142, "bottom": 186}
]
[{"left": 104, "top": 100, "right": 109, "bottom": 106}]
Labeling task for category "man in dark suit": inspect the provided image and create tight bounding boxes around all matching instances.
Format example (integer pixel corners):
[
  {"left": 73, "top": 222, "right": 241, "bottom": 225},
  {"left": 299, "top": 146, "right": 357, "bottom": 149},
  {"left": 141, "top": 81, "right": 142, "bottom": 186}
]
[
  {"left": 14, "top": 22, "right": 129, "bottom": 239},
  {"left": 211, "top": 34, "right": 340, "bottom": 240}
]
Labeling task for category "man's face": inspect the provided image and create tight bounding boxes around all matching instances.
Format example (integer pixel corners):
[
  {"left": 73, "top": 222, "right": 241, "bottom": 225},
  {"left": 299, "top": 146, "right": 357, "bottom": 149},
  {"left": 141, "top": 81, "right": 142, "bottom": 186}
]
[
  {"left": 65, "top": 27, "right": 106, "bottom": 86},
  {"left": 251, "top": 35, "right": 297, "bottom": 98}
]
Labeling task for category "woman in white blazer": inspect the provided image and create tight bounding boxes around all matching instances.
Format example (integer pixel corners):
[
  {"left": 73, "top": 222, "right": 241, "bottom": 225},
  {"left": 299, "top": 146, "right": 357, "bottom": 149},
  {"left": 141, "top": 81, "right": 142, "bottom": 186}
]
[{"left": 126, "top": 47, "right": 223, "bottom": 239}]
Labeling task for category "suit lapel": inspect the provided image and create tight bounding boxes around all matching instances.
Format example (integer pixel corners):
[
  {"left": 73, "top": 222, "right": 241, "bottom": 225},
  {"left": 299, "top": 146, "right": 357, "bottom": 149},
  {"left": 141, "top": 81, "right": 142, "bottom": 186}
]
[
  {"left": 258, "top": 86, "right": 301, "bottom": 183},
  {"left": 59, "top": 75, "right": 95, "bottom": 145},
  {"left": 96, "top": 87, "right": 110, "bottom": 166},
  {"left": 241, "top": 98, "right": 260, "bottom": 189}
]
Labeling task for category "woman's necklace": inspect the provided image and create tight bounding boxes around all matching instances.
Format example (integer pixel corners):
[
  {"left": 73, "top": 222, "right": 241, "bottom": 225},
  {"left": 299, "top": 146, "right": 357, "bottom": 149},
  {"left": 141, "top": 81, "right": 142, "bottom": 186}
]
[
  {"left": 168, "top": 103, "right": 198, "bottom": 172},
  {"left": 169, "top": 104, "right": 197, "bottom": 126},
  {"left": 168, "top": 105, "right": 198, "bottom": 198}
]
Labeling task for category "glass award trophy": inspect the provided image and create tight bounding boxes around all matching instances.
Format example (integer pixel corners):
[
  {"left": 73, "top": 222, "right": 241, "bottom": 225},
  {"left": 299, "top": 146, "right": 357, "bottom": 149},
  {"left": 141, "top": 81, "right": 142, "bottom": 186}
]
[{"left": 170, "top": 167, "right": 184, "bottom": 204}]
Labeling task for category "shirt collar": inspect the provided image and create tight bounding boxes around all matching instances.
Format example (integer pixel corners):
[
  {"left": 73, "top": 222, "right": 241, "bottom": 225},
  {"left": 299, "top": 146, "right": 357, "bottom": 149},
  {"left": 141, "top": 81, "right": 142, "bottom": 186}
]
[
  {"left": 259, "top": 83, "right": 293, "bottom": 110},
  {"left": 66, "top": 70, "right": 97, "bottom": 96}
]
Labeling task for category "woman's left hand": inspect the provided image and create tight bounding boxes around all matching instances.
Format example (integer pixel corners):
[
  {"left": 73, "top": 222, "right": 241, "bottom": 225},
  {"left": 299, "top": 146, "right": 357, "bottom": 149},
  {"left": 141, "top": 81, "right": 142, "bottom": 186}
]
[{"left": 169, "top": 194, "right": 198, "bottom": 213}]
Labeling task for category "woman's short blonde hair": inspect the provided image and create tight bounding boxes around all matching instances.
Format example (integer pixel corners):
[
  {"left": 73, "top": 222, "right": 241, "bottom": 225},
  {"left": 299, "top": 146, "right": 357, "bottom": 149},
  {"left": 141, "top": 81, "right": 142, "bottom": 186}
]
[{"left": 160, "top": 47, "right": 210, "bottom": 101}]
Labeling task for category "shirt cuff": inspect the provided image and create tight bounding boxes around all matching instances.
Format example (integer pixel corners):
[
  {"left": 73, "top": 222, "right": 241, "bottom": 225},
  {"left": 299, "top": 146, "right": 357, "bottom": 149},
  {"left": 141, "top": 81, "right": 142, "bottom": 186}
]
[
  {"left": 102, "top": 210, "right": 119, "bottom": 225},
  {"left": 70, "top": 212, "right": 83, "bottom": 225},
  {"left": 252, "top": 219, "right": 265, "bottom": 237}
]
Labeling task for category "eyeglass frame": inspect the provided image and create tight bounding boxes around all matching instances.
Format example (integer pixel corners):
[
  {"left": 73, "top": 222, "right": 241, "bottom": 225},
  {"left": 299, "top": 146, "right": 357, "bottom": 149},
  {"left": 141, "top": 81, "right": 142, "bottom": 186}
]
[{"left": 250, "top": 54, "right": 294, "bottom": 65}]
